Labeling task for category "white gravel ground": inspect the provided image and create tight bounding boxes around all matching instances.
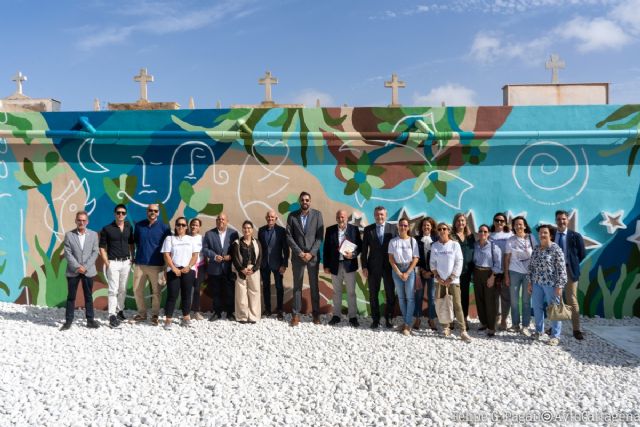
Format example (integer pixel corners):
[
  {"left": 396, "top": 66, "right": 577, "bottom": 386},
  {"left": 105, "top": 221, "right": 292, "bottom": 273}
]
[{"left": 1, "top": 302, "right": 639, "bottom": 427}]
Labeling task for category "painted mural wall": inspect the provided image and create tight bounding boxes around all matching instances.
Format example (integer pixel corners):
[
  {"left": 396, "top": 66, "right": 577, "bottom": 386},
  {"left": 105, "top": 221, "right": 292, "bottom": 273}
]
[{"left": 0, "top": 106, "right": 638, "bottom": 318}]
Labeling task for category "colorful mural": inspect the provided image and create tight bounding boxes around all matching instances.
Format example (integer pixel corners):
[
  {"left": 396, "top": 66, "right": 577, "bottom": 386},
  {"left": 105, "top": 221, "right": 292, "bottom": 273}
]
[{"left": 0, "top": 105, "right": 638, "bottom": 318}]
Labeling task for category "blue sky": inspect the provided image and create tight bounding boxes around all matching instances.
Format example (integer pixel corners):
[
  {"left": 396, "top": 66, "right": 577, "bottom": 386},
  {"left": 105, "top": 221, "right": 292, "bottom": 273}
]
[{"left": 2, "top": 0, "right": 639, "bottom": 111}]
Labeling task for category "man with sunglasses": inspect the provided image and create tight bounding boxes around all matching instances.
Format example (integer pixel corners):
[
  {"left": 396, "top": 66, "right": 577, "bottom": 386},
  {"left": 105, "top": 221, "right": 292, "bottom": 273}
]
[
  {"left": 132, "top": 203, "right": 171, "bottom": 325},
  {"left": 99, "top": 204, "right": 135, "bottom": 328}
]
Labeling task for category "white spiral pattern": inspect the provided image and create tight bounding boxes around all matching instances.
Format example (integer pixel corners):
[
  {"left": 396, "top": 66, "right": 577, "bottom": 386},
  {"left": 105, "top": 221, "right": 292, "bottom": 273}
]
[{"left": 512, "top": 141, "right": 589, "bottom": 206}]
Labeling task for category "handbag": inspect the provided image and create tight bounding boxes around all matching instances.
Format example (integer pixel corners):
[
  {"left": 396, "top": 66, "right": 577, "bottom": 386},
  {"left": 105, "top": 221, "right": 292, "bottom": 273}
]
[
  {"left": 547, "top": 298, "right": 572, "bottom": 321},
  {"left": 435, "top": 283, "right": 454, "bottom": 324}
]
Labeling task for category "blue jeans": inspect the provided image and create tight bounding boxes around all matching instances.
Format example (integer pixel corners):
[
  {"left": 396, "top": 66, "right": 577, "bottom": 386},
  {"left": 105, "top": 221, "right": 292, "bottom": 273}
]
[
  {"left": 509, "top": 270, "right": 531, "bottom": 327},
  {"left": 532, "top": 283, "right": 562, "bottom": 338},
  {"left": 413, "top": 276, "right": 436, "bottom": 319},
  {"left": 392, "top": 265, "right": 415, "bottom": 326}
]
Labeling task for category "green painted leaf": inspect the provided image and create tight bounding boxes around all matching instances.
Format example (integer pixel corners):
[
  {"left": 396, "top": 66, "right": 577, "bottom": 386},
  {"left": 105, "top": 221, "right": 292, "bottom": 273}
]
[
  {"left": 278, "top": 201, "right": 290, "bottom": 215},
  {"left": 103, "top": 177, "right": 124, "bottom": 204},
  {"left": 22, "top": 158, "right": 42, "bottom": 186},
  {"left": 344, "top": 179, "right": 359, "bottom": 195},
  {"left": 424, "top": 184, "right": 437, "bottom": 201},
  {"left": 0, "top": 281, "right": 9, "bottom": 296},
  {"left": 340, "top": 167, "right": 354, "bottom": 180},
  {"left": 359, "top": 181, "right": 372, "bottom": 199},
  {"left": 356, "top": 152, "right": 370, "bottom": 173},
  {"left": 412, "top": 172, "right": 427, "bottom": 192},
  {"left": 267, "top": 110, "right": 289, "bottom": 127},
  {"left": 596, "top": 105, "right": 640, "bottom": 128},
  {"left": 18, "top": 184, "right": 37, "bottom": 191},
  {"left": 189, "top": 188, "right": 212, "bottom": 212},
  {"left": 214, "top": 108, "right": 251, "bottom": 123},
  {"left": 20, "top": 277, "right": 38, "bottom": 301},
  {"left": 628, "top": 143, "right": 639, "bottom": 176},
  {"left": 201, "top": 203, "right": 223, "bottom": 216},
  {"left": 407, "top": 164, "right": 425, "bottom": 177},
  {"left": 92, "top": 288, "right": 109, "bottom": 300},
  {"left": 321, "top": 109, "right": 347, "bottom": 127},
  {"left": 433, "top": 179, "right": 447, "bottom": 196},
  {"left": 45, "top": 151, "right": 60, "bottom": 172},
  {"left": 367, "top": 165, "right": 385, "bottom": 176},
  {"left": 367, "top": 175, "right": 384, "bottom": 189},
  {"left": 123, "top": 175, "right": 138, "bottom": 200},
  {"left": 345, "top": 156, "right": 356, "bottom": 169},
  {"left": 178, "top": 181, "right": 195, "bottom": 204}
]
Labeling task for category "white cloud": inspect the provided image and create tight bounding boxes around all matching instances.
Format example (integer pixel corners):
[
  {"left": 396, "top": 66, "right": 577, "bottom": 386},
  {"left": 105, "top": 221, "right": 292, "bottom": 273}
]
[
  {"left": 293, "top": 89, "right": 335, "bottom": 107},
  {"left": 610, "top": 0, "right": 640, "bottom": 34},
  {"left": 76, "top": 0, "right": 255, "bottom": 50},
  {"left": 413, "top": 84, "right": 477, "bottom": 106},
  {"left": 556, "top": 16, "right": 631, "bottom": 52},
  {"left": 469, "top": 31, "right": 550, "bottom": 64}
]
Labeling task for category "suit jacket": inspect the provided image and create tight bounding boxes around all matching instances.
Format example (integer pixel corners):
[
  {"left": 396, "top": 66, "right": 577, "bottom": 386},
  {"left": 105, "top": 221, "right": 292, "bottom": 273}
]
[
  {"left": 323, "top": 224, "right": 362, "bottom": 275},
  {"left": 554, "top": 229, "right": 586, "bottom": 280},
  {"left": 64, "top": 228, "right": 99, "bottom": 278},
  {"left": 258, "top": 224, "right": 289, "bottom": 271},
  {"left": 360, "top": 222, "right": 398, "bottom": 273},
  {"left": 286, "top": 208, "right": 324, "bottom": 265},
  {"left": 202, "top": 227, "right": 239, "bottom": 276}
]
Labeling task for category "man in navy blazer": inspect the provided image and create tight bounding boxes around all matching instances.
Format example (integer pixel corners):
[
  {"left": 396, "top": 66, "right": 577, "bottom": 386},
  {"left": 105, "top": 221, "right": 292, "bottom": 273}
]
[
  {"left": 286, "top": 191, "right": 324, "bottom": 326},
  {"left": 258, "top": 210, "right": 290, "bottom": 319},
  {"left": 61, "top": 211, "right": 100, "bottom": 330},
  {"left": 323, "top": 210, "right": 362, "bottom": 327},
  {"left": 202, "top": 212, "right": 239, "bottom": 321},
  {"left": 360, "top": 206, "right": 398, "bottom": 329},
  {"left": 554, "top": 210, "right": 586, "bottom": 340}
]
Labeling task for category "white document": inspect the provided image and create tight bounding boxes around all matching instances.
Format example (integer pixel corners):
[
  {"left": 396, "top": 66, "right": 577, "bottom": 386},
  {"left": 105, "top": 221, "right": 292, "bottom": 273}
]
[{"left": 339, "top": 239, "right": 357, "bottom": 256}]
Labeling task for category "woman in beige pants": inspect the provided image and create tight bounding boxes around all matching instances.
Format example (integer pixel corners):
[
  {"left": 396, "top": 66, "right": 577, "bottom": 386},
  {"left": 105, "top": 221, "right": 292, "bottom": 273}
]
[{"left": 231, "top": 221, "right": 263, "bottom": 323}]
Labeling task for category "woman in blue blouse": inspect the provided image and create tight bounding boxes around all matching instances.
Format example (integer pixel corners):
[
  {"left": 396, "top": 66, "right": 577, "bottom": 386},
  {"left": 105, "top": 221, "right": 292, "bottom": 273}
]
[
  {"left": 527, "top": 224, "right": 568, "bottom": 346},
  {"left": 473, "top": 224, "right": 502, "bottom": 337}
]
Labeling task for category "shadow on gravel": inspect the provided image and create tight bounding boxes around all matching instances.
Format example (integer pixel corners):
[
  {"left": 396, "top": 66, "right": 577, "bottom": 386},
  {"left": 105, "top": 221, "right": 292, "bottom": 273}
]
[{"left": 0, "top": 305, "right": 94, "bottom": 328}]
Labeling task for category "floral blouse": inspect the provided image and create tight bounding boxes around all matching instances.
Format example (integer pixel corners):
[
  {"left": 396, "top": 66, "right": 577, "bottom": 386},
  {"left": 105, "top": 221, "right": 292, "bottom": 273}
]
[{"left": 526, "top": 242, "right": 567, "bottom": 288}]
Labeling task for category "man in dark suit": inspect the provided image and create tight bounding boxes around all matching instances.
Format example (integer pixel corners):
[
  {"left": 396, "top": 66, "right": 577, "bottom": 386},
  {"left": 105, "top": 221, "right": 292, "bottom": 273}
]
[
  {"left": 554, "top": 210, "right": 586, "bottom": 340},
  {"left": 258, "top": 210, "right": 290, "bottom": 320},
  {"left": 323, "top": 209, "right": 362, "bottom": 327},
  {"left": 61, "top": 211, "right": 100, "bottom": 330},
  {"left": 286, "top": 191, "right": 324, "bottom": 326},
  {"left": 202, "top": 212, "right": 239, "bottom": 321},
  {"left": 361, "top": 206, "right": 398, "bottom": 329}
]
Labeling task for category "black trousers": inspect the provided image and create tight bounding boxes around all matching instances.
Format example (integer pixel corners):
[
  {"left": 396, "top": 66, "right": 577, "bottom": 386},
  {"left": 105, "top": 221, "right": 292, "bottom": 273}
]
[
  {"left": 261, "top": 267, "right": 284, "bottom": 313},
  {"left": 459, "top": 268, "right": 473, "bottom": 321},
  {"left": 187, "top": 265, "right": 206, "bottom": 312},
  {"left": 165, "top": 270, "right": 195, "bottom": 318},
  {"left": 207, "top": 272, "right": 235, "bottom": 316},
  {"left": 65, "top": 274, "right": 95, "bottom": 322},
  {"left": 368, "top": 267, "right": 395, "bottom": 321}
]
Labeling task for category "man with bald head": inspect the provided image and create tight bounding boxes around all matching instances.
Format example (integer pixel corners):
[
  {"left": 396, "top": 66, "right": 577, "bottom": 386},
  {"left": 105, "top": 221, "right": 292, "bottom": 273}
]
[
  {"left": 258, "top": 210, "right": 289, "bottom": 320},
  {"left": 323, "top": 210, "right": 362, "bottom": 327},
  {"left": 202, "top": 212, "right": 239, "bottom": 321}
]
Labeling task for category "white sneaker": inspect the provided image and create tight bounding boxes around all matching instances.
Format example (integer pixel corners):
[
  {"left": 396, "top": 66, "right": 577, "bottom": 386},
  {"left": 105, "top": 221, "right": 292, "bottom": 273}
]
[
  {"left": 507, "top": 325, "right": 521, "bottom": 332},
  {"left": 443, "top": 327, "right": 451, "bottom": 337},
  {"left": 163, "top": 322, "right": 173, "bottom": 330},
  {"left": 548, "top": 337, "right": 560, "bottom": 346},
  {"left": 460, "top": 331, "right": 472, "bottom": 342},
  {"left": 522, "top": 327, "right": 531, "bottom": 337},
  {"left": 193, "top": 312, "right": 204, "bottom": 321}
]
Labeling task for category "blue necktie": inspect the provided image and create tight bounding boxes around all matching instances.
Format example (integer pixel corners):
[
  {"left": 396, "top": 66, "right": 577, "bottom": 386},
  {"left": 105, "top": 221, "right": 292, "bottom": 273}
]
[
  {"left": 378, "top": 225, "right": 383, "bottom": 244},
  {"left": 557, "top": 232, "right": 565, "bottom": 255}
]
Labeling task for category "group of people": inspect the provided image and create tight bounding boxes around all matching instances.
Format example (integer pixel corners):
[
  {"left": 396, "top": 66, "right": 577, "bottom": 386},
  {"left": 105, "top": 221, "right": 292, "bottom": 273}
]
[{"left": 60, "top": 192, "right": 586, "bottom": 345}]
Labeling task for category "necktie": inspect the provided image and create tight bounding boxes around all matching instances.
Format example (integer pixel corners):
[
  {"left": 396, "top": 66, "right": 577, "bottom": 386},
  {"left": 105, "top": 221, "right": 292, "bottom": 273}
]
[
  {"left": 378, "top": 225, "right": 384, "bottom": 244},
  {"left": 557, "top": 232, "right": 565, "bottom": 256}
]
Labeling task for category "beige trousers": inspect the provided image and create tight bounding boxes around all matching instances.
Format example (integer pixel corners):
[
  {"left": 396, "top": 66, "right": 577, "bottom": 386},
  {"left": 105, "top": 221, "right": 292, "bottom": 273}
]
[
  {"left": 564, "top": 268, "right": 581, "bottom": 332},
  {"left": 235, "top": 271, "right": 261, "bottom": 322},
  {"left": 437, "top": 284, "right": 466, "bottom": 332},
  {"left": 133, "top": 264, "right": 164, "bottom": 317}
]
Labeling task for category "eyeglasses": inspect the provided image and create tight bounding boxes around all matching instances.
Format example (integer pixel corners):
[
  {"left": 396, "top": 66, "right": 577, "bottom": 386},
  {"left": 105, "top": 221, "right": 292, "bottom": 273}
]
[
  {"left": 176, "top": 223, "right": 187, "bottom": 227},
  {"left": 494, "top": 218, "right": 505, "bottom": 223},
  {"left": 148, "top": 209, "right": 159, "bottom": 213},
  {"left": 115, "top": 211, "right": 127, "bottom": 215},
  {"left": 300, "top": 199, "right": 310, "bottom": 203}
]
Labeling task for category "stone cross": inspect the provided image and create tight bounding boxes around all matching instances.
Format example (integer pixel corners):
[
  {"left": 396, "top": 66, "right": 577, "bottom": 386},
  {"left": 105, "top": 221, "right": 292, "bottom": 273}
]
[
  {"left": 259, "top": 71, "right": 278, "bottom": 103},
  {"left": 134, "top": 68, "right": 154, "bottom": 102},
  {"left": 188, "top": 96, "right": 195, "bottom": 109},
  {"left": 12, "top": 71, "right": 27, "bottom": 96},
  {"left": 384, "top": 73, "right": 405, "bottom": 107},
  {"left": 545, "top": 54, "right": 565, "bottom": 84},
  {"left": 93, "top": 98, "right": 101, "bottom": 111}
]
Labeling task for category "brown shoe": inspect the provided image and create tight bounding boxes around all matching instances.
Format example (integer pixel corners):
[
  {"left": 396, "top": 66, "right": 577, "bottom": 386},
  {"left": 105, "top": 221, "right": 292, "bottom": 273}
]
[
  {"left": 312, "top": 314, "right": 321, "bottom": 325},
  {"left": 290, "top": 314, "right": 300, "bottom": 327},
  {"left": 130, "top": 314, "right": 147, "bottom": 323},
  {"left": 428, "top": 319, "right": 437, "bottom": 331},
  {"left": 412, "top": 318, "right": 421, "bottom": 330},
  {"left": 151, "top": 315, "right": 159, "bottom": 326}
]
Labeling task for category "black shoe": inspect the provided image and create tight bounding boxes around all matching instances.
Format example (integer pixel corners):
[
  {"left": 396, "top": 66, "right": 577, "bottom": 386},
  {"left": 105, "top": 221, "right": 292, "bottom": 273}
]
[
  {"left": 117, "top": 311, "right": 126, "bottom": 321},
  {"left": 371, "top": 320, "right": 380, "bottom": 329},
  {"left": 227, "top": 314, "right": 236, "bottom": 322},
  {"left": 86, "top": 319, "right": 100, "bottom": 329},
  {"left": 349, "top": 318, "right": 359, "bottom": 328},
  {"left": 546, "top": 327, "right": 552, "bottom": 335},
  {"left": 209, "top": 313, "right": 222, "bottom": 321},
  {"left": 573, "top": 330, "right": 584, "bottom": 340},
  {"left": 109, "top": 315, "right": 121, "bottom": 328},
  {"left": 328, "top": 315, "right": 341, "bottom": 326},
  {"left": 60, "top": 321, "right": 72, "bottom": 331},
  {"left": 263, "top": 310, "right": 272, "bottom": 317},
  {"left": 385, "top": 318, "right": 393, "bottom": 328}
]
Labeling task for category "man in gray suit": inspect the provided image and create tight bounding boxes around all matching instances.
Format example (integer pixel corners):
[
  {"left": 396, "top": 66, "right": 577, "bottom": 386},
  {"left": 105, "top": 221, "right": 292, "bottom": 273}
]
[
  {"left": 286, "top": 191, "right": 324, "bottom": 326},
  {"left": 202, "top": 212, "right": 239, "bottom": 321},
  {"left": 61, "top": 211, "right": 100, "bottom": 330}
]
